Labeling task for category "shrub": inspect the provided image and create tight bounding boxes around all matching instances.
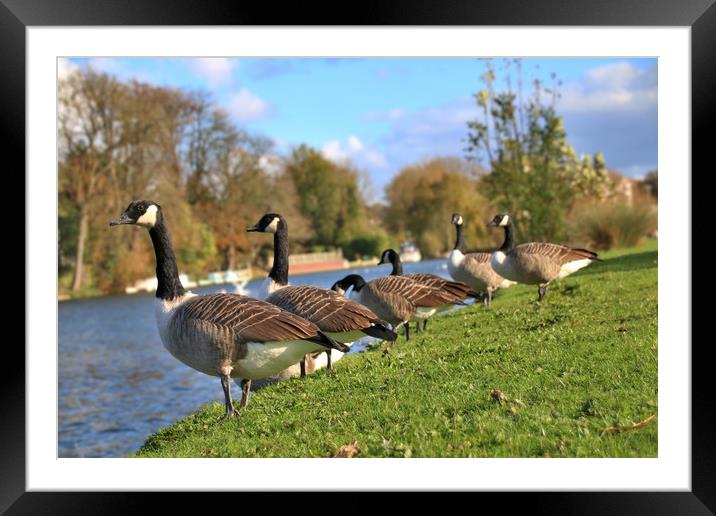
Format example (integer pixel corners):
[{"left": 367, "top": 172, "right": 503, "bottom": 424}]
[
  {"left": 569, "top": 203, "right": 657, "bottom": 250},
  {"left": 342, "top": 233, "right": 389, "bottom": 261}
]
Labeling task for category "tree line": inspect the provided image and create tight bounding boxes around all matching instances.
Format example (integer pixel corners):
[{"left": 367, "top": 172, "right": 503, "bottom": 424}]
[{"left": 58, "top": 62, "right": 656, "bottom": 296}]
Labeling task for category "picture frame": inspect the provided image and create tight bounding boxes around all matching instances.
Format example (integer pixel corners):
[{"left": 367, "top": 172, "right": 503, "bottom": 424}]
[{"left": 5, "top": 0, "right": 710, "bottom": 511}]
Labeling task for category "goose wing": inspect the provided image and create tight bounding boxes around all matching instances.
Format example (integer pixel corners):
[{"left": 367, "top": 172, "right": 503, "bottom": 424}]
[
  {"left": 371, "top": 275, "right": 457, "bottom": 307},
  {"left": 515, "top": 243, "right": 599, "bottom": 265},
  {"left": 405, "top": 273, "right": 477, "bottom": 298},
  {"left": 266, "top": 285, "right": 388, "bottom": 333},
  {"left": 462, "top": 252, "right": 492, "bottom": 271},
  {"left": 174, "top": 293, "right": 344, "bottom": 350}
]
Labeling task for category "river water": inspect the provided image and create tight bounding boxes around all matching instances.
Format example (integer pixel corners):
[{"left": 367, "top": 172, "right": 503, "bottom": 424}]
[{"left": 58, "top": 258, "right": 457, "bottom": 457}]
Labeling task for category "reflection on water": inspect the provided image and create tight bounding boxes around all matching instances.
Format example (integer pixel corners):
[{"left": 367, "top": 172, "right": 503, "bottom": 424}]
[{"left": 59, "top": 259, "right": 453, "bottom": 457}]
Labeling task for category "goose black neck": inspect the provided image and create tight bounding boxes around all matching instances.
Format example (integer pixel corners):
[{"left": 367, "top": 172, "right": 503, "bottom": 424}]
[
  {"left": 269, "top": 219, "right": 289, "bottom": 286},
  {"left": 149, "top": 221, "right": 186, "bottom": 300},
  {"left": 454, "top": 223, "right": 466, "bottom": 252},
  {"left": 499, "top": 222, "right": 515, "bottom": 253},
  {"left": 389, "top": 252, "right": 403, "bottom": 276},
  {"left": 343, "top": 274, "right": 366, "bottom": 292}
]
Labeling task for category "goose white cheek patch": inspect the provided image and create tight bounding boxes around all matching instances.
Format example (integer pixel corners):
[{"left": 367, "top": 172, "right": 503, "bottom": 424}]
[
  {"left": 137, "top": 205, "right": 158, "bottom": 227},
  {"left": 456, "top": 216, "right": 463, "bottom": 225},
  {"left": 499, "top": 215, "right": 509, "bottom": 226},
  {"left": 265, "top": 217, "right": 280, "bottom": 233}
]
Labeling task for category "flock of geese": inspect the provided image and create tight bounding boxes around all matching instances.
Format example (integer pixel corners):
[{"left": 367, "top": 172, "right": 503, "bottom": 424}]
[{"left": 110, "top": 200, "right": 600, "bottom": 419}]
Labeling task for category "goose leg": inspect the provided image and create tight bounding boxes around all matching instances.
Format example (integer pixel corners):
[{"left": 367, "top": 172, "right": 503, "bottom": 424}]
[
  {"left": 538, "top": 284, "right": 548, "bottom": 302},
  {"left": 240, "top": 379, "right": 251, "bottom": 408},
  {"left": 325, "top": 350, "right": 333, "bottom": 371},
  {"left": 415, "top": 321, "right": 421, "bottom": 334},
  {"left": 300, "top": 357, "right": 306, "bottom": 377},
  {"left": 487, "top": 289, "right": 493, "bottom": 308},
  {"left": 404, "top": 324, "right": 411, "bottom": 341},
  {"left": 423, "top": 319, "right": 428, "bottom": 331},
  {"left": 220, "top": 374, "right": 239, "bottom": 419}
]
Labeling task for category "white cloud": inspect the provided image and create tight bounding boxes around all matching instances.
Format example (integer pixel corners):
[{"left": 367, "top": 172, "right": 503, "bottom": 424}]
[
  {"left": 228, "top": 88, "right": 270, "bottom": 121},
  {"left": 559, "top": 61, "right": 657, "bottom": 113},
  {"left": 377, "top": 96, "right": 478, "bottom": 160},
  {"left": 258, "top": 154, "right": 284, "bottom": 176},
  {"left": 321, "top": 136, "right": 387, "bottom": 170},
  {"left": 57, "top": 58, "right": 78, "bottom": 80},
  {"left": 76, "top": 58, "right": 154, "bottom": 84},
  {"left": 321, "top": 140, "right": 349, "bottom": 163},
  {"left": 348, "top": 135, "right": 363, "bottom": 151},
  {"left": 188, "top": 58, "right": 238, "bottom": 88}
]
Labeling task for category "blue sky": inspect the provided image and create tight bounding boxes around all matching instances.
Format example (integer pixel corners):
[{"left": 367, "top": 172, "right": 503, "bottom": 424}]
[{"left": 62, "top": 57, "right": 657, "bottom": 199}]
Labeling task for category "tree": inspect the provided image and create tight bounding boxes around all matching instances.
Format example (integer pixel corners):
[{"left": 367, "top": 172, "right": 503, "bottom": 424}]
[
  {"left": 641, "top": 170, "right": 658, "bottom": 200},
  {"left": 465, "top": 59, "right": 609, "bottom": 242},
  {"left": 385, "top": 157, "right": 492, "bottom": 257},
  {"left": 59, "top": 67, "right": 212, "bottom": 293},
  {"left": 286, "top": 145, "right": 368, "bottom": 247},
  {"left": 58, "top": 69, "right": 128, "bottom": 291}
]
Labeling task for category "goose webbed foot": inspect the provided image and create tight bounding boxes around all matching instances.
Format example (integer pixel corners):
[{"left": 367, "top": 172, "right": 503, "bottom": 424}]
[{"left": 221, "top": 408, "right": 240, "bottom": 420}]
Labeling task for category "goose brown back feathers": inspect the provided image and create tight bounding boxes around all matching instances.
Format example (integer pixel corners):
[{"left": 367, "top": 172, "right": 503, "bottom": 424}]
[
  {"left": 266, "top": 285, "right": 388, "bottom": 334},
  {"left": 370, "top": 275, "right": 457, "bottom": 307},
  {"left": 172, "top": 293, "right": 346, "bottom": 351},
  {"left": 514, "top": 242, "right": 599, "bottom": 265},
  {"left": 404, "top": 273, "right": 479, "bottom": 299}
]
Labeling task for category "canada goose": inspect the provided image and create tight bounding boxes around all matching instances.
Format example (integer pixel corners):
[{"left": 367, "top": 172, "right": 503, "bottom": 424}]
[
  {"left": 330, "top": 273, "right": 458, "bottom": 341},
  {"left": 377, "top": 248, "right": 477, "bottom": 331},
  {"left": 247, "top": 213, "right": 396, "bottom": 373},
  {"left": 448, "top": 213, "right": 514, "bottom": 307},
  {"left": 487, "top": 213, "right": 600, "bottom": 301},
  {"left": 110, "top": 200, "right": 348, "bottom": 419}
]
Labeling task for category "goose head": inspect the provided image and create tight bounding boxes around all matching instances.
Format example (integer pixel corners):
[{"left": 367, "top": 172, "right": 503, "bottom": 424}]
[
  {"left": 110, "top": 200, "right": 162, "bottom": 229},
  {"left": 451, "top": 213, "right": 464, "bottom": 226},
  {"left": 330, "top": 274, "right": 366, "bottom": 295},
  {"left": 377, "top": 249, "right": 399, "bottom": 267},
  {"left": 488, "top": 213, "right": 511, "bottom": 227},
  {"left": 247, "top": 213, "right": 283, "bottom": 234}
]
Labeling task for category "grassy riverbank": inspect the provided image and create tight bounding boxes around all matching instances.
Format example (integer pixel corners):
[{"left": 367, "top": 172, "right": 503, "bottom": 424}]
[{"left": 136, "top": 240, "right": 658, "bottom": 458}]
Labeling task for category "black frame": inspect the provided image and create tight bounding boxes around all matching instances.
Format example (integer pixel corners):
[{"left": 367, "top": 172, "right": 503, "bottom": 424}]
[{"left": 4, "top": 0, "right": 710, "bottom": 512}]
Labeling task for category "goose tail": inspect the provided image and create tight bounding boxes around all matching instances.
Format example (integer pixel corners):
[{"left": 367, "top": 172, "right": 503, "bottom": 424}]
[
  {"left": 362, "top": 322, "right": 398, "bottom": 342},
  {"left": 308, "top": 332, "right": 351, "bottom": 353}
]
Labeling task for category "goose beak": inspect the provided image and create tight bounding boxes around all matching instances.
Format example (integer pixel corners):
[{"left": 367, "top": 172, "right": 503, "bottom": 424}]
[
  {"left": 246, "top": 225, "right": 260, "bottom": 232},
  {"left": 110, "top": 214, "right": 134, "bottom": 227},
  {"left": 487, "top": 220, "right": 497, "bottom": 227}
]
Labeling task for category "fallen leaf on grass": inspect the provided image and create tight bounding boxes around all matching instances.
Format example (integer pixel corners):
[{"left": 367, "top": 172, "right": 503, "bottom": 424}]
[
  {"left": 490, "top": 389, "right": 508, "bottom": 404},
  {"left": 604, "top": 415, "right": 656, "bottom": 434},
  {"left": 331, "top": 440, "right": 360, "bottom": 458}
]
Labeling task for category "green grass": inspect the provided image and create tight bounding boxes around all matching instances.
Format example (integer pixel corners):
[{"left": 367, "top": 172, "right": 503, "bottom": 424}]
[{"left": 136, "top": 240, "right": 658, "bottom": 458}]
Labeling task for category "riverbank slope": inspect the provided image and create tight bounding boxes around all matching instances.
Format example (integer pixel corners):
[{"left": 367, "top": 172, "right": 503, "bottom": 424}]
[{"left": 136, "top": 240, "right": 658, "bottom": 458}]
